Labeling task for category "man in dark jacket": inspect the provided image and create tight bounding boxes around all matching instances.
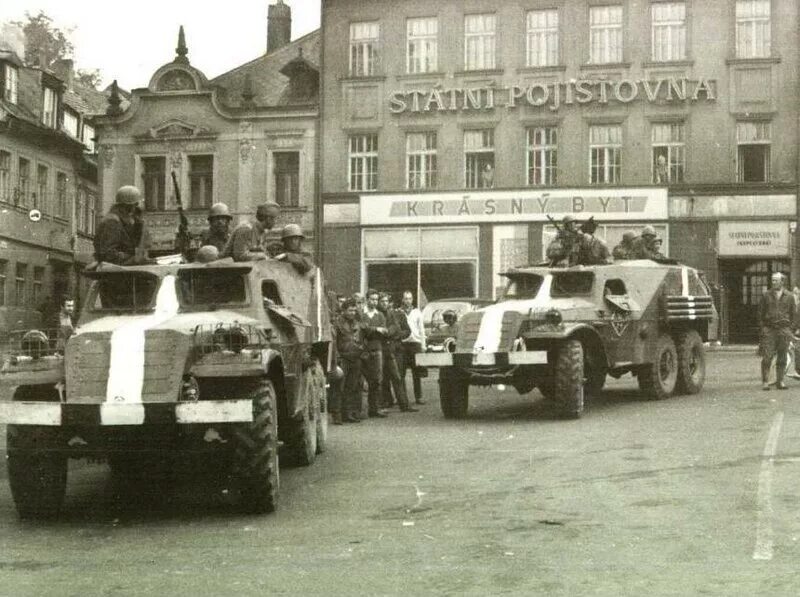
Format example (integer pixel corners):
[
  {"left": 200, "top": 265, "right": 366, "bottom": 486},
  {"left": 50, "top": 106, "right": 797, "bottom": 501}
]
[
  {"left": 759, "top": 272, "right": 797, "bottom": 390},
  {"left": 221, "top": 202, "right": 280, "bottom": 262},
  {"left": 334, "top": 299, "right": 365, "bottom": 424},
  {"left": 94, "top": 186, "right": 149, "bottom": 265},
  {"left": 361, "top": 289, "right": 389, "bottom": 418},
  {"left": 198, "top": 202, "right": 233, "bottom": 253},
  {"left": 275, "top": 224, "right": 314, "bottom": 275},
  {"left": 378, "top": 293, "right": 417, "bottom": 412}
]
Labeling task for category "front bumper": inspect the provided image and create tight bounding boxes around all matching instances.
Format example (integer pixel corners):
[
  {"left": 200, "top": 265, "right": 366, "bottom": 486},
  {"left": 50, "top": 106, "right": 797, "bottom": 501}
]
[
  {"left": 0, "top": 400, "right": 253, "bottom": 426},
  {"left": 416, "top": 351, "right": 547, "bottom": 368}
]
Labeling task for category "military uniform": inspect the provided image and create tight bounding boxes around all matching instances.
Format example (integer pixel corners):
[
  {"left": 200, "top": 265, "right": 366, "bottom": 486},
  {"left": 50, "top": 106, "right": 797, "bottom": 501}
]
[
  {"left": 94, "top": 205, "right": 138, "bottom": 264},
  {"left": 221, "top": 222, "right": 267, "bottom": 262},
  {"left": 199, "top": 228, "right": 231, "bottom": 254},
  {"left": 579, "top": 234, "right": 612, "bottom": 265}
]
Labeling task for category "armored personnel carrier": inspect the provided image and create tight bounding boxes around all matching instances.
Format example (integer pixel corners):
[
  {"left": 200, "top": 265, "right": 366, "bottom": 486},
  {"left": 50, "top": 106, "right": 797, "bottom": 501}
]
[
  {"left": 417, "top": 260, "right": 717, "bottom": 419},
  {"left": 0, "top": 259, "right": 334, "bottom": 518}
]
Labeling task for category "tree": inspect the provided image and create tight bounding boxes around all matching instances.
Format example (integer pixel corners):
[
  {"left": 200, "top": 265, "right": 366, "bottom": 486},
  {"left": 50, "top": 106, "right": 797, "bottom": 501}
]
[
  {"left": 12, "top": 10, "right": 74, "bottom": 67},
  {"left": 76, "top": 69, "right": 102, "bottom": 89}
]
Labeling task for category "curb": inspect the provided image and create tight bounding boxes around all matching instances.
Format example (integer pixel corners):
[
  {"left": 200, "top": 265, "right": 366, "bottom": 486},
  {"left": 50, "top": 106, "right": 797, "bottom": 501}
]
[{"left": 705, "top": 343, "right": 757, "bottom": 353}]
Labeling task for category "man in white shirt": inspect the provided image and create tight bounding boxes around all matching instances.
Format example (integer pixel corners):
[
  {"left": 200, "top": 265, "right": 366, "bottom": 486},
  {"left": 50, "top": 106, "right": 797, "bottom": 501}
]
[{"left": 400, "top": 290, "right": 427, "bottom": 405}]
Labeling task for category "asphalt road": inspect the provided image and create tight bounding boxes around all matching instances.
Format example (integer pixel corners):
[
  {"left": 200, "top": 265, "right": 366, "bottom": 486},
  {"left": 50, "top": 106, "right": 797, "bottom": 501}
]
[{"left": 1, "top": 352, "right": 800, "bottom": 596}]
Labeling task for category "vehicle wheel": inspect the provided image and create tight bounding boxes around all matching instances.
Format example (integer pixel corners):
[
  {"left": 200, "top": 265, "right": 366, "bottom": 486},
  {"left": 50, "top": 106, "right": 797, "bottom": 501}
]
[
  {"left": 7, "top": 425, "right": 67, "bottom": 520},
  {"left": 537, "top": 378, "right": 555, "bottom": 401},
  {"left": 283, "top": 368, "right": 318, "bottom": 467},
  {"left": 233, "top": 379, "right": 279, "bottom": 514},
  {"left": 554, "top": 340, "right": 584, "bottom": 419},
  {"left": 638, "top": 334, "right": 679, "bottom": 400},
  {"left": 439, "top": 368, "right": 469, "bottom": 419},
  {"left": 309, "top": 360, "right": 328, "bottom": 454},
  {"left": 674, "top": 330, "right": 705, "bottom": 395}
]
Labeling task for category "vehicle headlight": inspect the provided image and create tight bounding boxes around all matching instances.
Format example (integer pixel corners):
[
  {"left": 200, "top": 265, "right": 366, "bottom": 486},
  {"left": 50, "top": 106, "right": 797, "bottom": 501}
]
[{"left": 544, "top": 309, "right": 563, "bottom": 326}]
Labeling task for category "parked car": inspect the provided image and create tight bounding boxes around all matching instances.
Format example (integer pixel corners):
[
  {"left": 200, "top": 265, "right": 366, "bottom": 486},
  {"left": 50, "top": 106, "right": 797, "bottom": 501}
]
[{"left": 422, "top": 298, "right": 494, "bottom": 352}]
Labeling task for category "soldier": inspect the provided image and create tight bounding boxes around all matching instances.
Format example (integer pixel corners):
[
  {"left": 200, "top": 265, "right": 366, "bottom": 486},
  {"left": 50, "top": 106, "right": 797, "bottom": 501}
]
[
  {"left": 759, "top": 272, "right": 797, "bottom": 391},
  {"left": 333, "top": 298, "right": 365, "bottom": 424},
  {"left": 94, "top": 185, "right": 152, "bottom": 265},
  {"left": 612, "top": 231, "right": 637, "bottom": 260},
  {"left": 378, "top": 292, "right": 417, "bottom": 412},
  {"left": 578, "top": 217, "right": 612, "bottom": 265},
  {"left": 221, "top": 202, "right": 280, "bottom": 262},
  {"left": 546, "top": 215, "right": 581, "bottom": 266},
  {"left": 275, "top": 224, "right": 314, "bottom": 275},
  {"left": 629, "top": 225, "right": 660, "bottom": 260},
  {"left": 199, "top": 203, "right": 233, "bottom": 253}
]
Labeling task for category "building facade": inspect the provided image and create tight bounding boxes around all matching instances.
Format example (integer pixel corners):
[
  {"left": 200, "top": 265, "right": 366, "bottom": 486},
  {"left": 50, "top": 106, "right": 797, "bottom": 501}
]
[
  {"left": 320, "top": 0, "right": 800, "bottom": 343},
  {"left": 0, "top": 29, "right": 101, "bottom": 332},
  {"left": 94, "top": 15, "right": 320, "bottom": 257}
]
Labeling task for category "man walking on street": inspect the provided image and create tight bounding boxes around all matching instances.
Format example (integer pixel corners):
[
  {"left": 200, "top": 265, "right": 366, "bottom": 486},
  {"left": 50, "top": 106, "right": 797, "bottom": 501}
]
[
  {"left": 362, "top": 289, "right": 389, "bottom": 418},
  {"left": 400, "top": 290, "right": 426, "bottom": 405},
  {"left": 759, "top": 272, "right": 797, "bottom": 390},
  {"left": 378, "top": 292, "right": 417, "bottom": 413}
]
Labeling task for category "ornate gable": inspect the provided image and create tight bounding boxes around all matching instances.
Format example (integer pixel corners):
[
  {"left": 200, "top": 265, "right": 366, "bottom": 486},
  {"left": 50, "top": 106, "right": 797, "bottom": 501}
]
[{"left": 136, "top": 119, "right": 217, "bottom": 141}]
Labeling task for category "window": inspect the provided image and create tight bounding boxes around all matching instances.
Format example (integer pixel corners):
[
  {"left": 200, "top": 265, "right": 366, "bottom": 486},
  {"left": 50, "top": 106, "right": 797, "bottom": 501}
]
[
  {"left": 464, "top": 14, "right": 496, "bottom": 70},
  {"left": 76, "top": 187, "right": 86, "bottom": 232},
  {"left": 35, "top": 164, "right": 48, "bottom": 211},
  {"left": 32, "top": 266, "right": 44, "bottom": 305},
  {"left": 63, "top": 110, "right": 79, "bottom": 138},
  {"left": 652, "top": 2, "right": 686, "bottom": 61},
  {"left": 3, "top": 64, "right": 18, "bottom": 104},
  {"left": 274, "top": 151, "right": 299, "bottom": 207},
  {"left": 504, "top": 274, "right": 545, "bottom": 300},
  {"left": 178, "top": 270, "right": 248, "bottom": 307},
  {"left": 92, "top": 273, "right": 159, "bottom": 311},
  {"left": 77, "top": 188, "right": 95, "bottom": 235},
  {"left": 15, "top": 263, "right": 27, "bottom": 305},
  {"left": 551, "top": 272, "right": 595, "bottom": 296},
  {"left": 56, "top": 172, "right": 68, "bottom": 218},
  {"left": 736, "top": 0, "right": 771, "bottom": 58},
  {"left": 464, "top": 130, "right": 494, "bottom": 189},
  {"left": 16, "top": 157, "right": 30, "bottom": 206},
  {"left": 83, "top": 124, "right": 96, "bottom": 153},
  {"left": 350, "top": 22, "right": 379, "bottom": 76},
  {"left": 87, "top": 192, "right": 97, "bottom": 235},
  {"left": 407, "top": 17, "right": 438, "bottom": 74},
  {"left": 589, "top": 124, "right": 622, "bottom": 184},
  {"left": 42, "top": 87, "right": 58, "bottom": 128},
  {"left": 589, "top": 5, "right": 623, "bottom": 64},
  {"left": 526, "top": 9, "right": 559, "bottom": 67},
  {"left": 527, "top": 127, "right": 558, "bottom": 186},
  {"left": 348, "top": 134, "right": 378, "bottom": 191},
  {"left": 652, "top": 123, "right": 685, "bottom": 183},
  {"left": 737, "top": 121, "right": 770, "bottom": 182},
  {"left": 406, "top": 132, "right": 437, "bottom": 190},
  {"left": 0, "top": 150, "right": 10, "bottom": 203},
  {"left": 141, "top": 156, "right": 166, "bottom": 211},
  {"left": 0, "top": 260, "right": 6, "bottom": 306},
  {"left": 189, "top": 155, "right": 214, "bottom": 209}
]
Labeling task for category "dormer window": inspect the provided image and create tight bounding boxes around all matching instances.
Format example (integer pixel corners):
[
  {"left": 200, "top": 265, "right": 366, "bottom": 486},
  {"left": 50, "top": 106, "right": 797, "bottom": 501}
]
[
  {"left": 63, "top": 109, "right": 79, "bottom": 138},
  {"left": 42, "top": 86, "right": 58, "bottom": 128},
  {"left": 2, "top": 64, "right": 18, "bottom": 104}
]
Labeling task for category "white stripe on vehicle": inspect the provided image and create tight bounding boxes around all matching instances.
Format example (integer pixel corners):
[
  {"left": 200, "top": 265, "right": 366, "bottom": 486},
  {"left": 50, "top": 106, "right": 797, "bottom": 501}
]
[
  {"left": 104, "top": 275, "right": 180, "bottom": 413},
  {"left": 0, "top": 402, "right": 62, "bottom": 425},
  {"left": 176, "top": 399, "right": 253, "bottom": 424},
  {"left": 681, "top": 267, "right": 689, "bottom": 297}
]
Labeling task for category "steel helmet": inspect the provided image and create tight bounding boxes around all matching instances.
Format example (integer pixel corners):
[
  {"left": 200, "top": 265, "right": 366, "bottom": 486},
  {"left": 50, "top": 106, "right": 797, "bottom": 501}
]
[
  {"left": 642, "top": 225, "right": 657, "bottom": 238},
  {"left": 562, "top": 215, "right": 576, "bottom": 224},
  {"left": 208, "top": 202, "right": 232, "bottom": 220},
  {"left": 622, "top": 231, "right": 636, "bottom": 242},
  {"left": 195, "top": 245, "right": 220, "bottom": 263},
  {"left": 115, "top": 185, "right": 142, "bottom": 205},
  {"left": 281, "top": 223, "right": 304, "bottom": 239}
]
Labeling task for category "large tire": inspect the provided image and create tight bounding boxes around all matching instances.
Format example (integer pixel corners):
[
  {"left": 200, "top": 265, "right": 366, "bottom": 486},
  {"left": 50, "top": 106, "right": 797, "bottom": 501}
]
[
  {"left": 283, "top": 367, "right": 319, "bottom": 467},
  {"left": 554, "top": 340, "right": 585, "bottom": 419},
  {"left": 674, "top": 330, "right": 706, "bottom": 395},
  {"left": 233, "top": 379, "right": 279, "bottom": 514},
  {"left": 7, "top": 425, "right": 67, "bottom": 520},
  {"left": 439, "top": 368, "right": 469, "bottom": 419},
  {"left": 638, "top": 334, "right": 679, "bottom": 400}
]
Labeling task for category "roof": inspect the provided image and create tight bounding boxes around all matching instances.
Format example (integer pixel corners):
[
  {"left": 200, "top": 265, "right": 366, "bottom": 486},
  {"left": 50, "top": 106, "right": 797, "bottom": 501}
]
[
  {"left": 211, "top": 29, "right": 320, "bottom": 108},
  {"left": 63, "top": 80, "right": 109, "bottom": 116}
]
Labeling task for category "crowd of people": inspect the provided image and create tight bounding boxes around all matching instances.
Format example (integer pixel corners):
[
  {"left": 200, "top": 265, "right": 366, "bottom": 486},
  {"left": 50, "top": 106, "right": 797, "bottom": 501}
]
[{"left": 329, "top": 289, "right": 427, "bottom": 425}]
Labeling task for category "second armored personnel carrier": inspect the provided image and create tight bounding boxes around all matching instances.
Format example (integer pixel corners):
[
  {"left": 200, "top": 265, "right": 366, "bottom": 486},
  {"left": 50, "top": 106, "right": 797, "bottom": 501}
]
[{"left": 417, "top": 260, "right": 717, "bottom": 419}]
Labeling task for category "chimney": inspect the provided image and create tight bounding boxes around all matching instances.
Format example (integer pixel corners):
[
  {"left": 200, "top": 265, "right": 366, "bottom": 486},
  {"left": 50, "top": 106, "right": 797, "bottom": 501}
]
[
  {"left": 52, "top": 59, "right": 75, "bottom": 91},
  {"left": 267, "top": 0, "right": 291, "bottom": 54},
  {"left": 0, "top": 23, "right": 25, "bottom": 61}
]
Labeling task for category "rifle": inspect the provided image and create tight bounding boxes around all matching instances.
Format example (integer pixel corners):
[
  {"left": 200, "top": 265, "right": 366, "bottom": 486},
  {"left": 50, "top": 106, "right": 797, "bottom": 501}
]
[
  {"left": 171, "top": 171, "right": 191, "bottom": 256},
  {"left": 546, "top": 214, "right": 563, "bottom": 236}
]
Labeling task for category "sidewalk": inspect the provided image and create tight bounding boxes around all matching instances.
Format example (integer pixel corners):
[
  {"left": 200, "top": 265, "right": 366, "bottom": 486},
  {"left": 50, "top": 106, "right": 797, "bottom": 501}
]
[{"left": 705, "top": 342, "right": 757, "bottom": 353}]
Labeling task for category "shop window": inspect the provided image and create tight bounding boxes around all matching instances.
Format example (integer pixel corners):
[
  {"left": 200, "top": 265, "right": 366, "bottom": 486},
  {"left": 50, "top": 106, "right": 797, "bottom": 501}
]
[
  {"left": 274, "top": 152, "right": 299, "bottom": 207},
  {"left": 32, "top": 266, "right": 44, "bottom": 306},
  {"left": 652, "top": 122, "right": 685, "bottom": 183},
  {"left": 3, "top": 64, "right": 18, "bottom": 104},
  {"left": 0, "top": 150, "right": 10, "bottom": 204},
  {"left": 526, "top": 9, "right": 559, "bottom": 67},
  {"left": 464, "top": 13, "right": 496, "bottom": 70},
  {"left": 651, "top": 2, "right": 686, "bottom": 62},
  {"left": 0, "top": 260, "right": 6, "bottom": 306},
  {"left": 349, "top": 134, "right": 378, "bottom": 192},
  {"left": 736, "top": 0, "right": 770, "bottom": 59},
  {"left": 15, "top": 262, "right": 27, "bottom": 305},
  {"left": 16, "top": 157, "right": 30, "bottom": 206},
  {"left": 589, "top": 5, "right": 623, "bottom": 64},
  {"left": 63, "top": 110, "right": 79, "bottom": 138},
  {"left": 589, "top": 125, "right": 621, "bottom": 184},
  {"left": 189, "top": 155, "right": 213, "bottom": 209},
  {"left": 464, "top": 129, "right": 494, "bottom": 189},
  {"left": 42, "top": 87, "right": 58, "bottom": 128},
  {"left": 406, "top": 132, "right": 437, "bottom": 190},
  {"left": 737, "top": 122, "right": 770, "bottom": 183},
  {"left": 141, "top": 156, "right": 166, "bottom": 211},
  {"left": 350, "top": 22, "right": 379, "bottom": 76},
  {"left": 55, "top": 172, "right": 68, "bottom": 218},
  {"left": 527, "top": 126, "right": 558, "bottom": 186},
  {"left": 35, "top": 164, "right": 48, "bottom": 212},
  {"left": 407, "top": 17, "right": 438, "bottom": 74}
]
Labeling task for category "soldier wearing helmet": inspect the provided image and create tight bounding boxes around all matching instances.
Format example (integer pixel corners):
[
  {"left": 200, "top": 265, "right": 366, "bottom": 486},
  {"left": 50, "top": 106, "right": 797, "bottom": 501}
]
[
  {"left": 629, "top": 225, "right": 662, "bottom": 260},
  {"left": 612, "top": 231, "right": 638, "bottom": 260},
  {"left": 221, "top": 202, "right": 281, "bottom": 262},
  {"left": 545, "top": 215, "right": 582, "bottom": 266},
  {"left": 197, "top": 202, "right": 233, "bottom": 254},
  {"left": 275, "top": 224, "right": 314, "bottom": 274},
  {"left": 94, "top": 185, "right": 153, "bottom": 265}
]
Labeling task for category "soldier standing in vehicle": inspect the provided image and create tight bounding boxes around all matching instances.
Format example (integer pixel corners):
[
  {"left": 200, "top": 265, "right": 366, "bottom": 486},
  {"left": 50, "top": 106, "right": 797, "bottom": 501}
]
[
  {"left": 275, "top": 224, "right": 314, "bottom": 275},
  {"left": 759, "top": 272, "right": 796, "bottom": 391},
  {"left": 578, "top": 217, "right": 612, "bottom": 265},
  {"left": 629, "top": 225, "right": 660, "bottom": 259},
  {"left": 362, "top": 289, "right": 389, "bottom": 418},
  {"left": 333, "top": 298, "right": 365, "bottom": 424},
  {"left": 612, "top": 231, "right": 637, "bottom": 260},
  {"left": 94, "top": 185, "right": 151, "bottom": 265},
  {"left": 199, "top": 202, "right": 233, "bottom": 253},
  {"left": 546, "top": 215, "right": 581, "bottom": 266},
  {"left": 221, "top": 202, "right": 281, "bottom": 262}
]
